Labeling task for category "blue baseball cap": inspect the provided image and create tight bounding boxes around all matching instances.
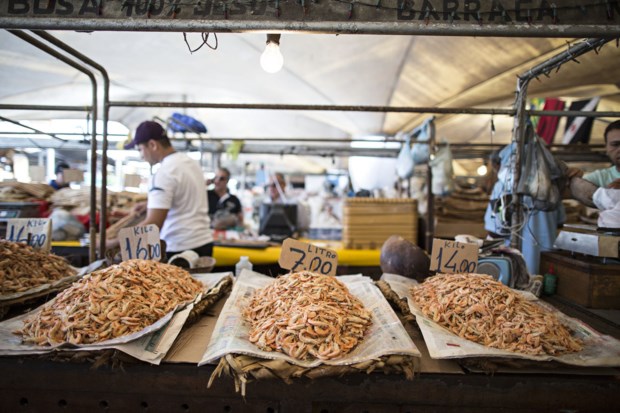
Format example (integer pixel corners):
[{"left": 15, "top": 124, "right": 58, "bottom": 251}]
[{"left": 124, "top": 121, "right": 166, "bottom": 149}]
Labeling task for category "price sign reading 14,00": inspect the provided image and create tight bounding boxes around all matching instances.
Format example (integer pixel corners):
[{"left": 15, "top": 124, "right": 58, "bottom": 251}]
[
  {"left": 278, "top": 238, "right": 338, "bottom": 277},
  {"left": 430, "top": 238, "right": 478, "bottom": 274},
  {"left": 118, "top": 224, "right": 162, "bottom": 262},
  {"left": 6, "top": 218, "right": 52, "bottom": 252}
]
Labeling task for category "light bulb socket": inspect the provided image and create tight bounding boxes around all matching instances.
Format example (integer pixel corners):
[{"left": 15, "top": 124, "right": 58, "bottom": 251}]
[{"left": 266, "top": 33, "right": 281, "bottom": 46}]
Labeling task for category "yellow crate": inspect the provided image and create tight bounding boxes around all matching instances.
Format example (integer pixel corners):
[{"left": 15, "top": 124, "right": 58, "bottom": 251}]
[{"left": 342, "top": 198, "right": 418, "bottom": 249}]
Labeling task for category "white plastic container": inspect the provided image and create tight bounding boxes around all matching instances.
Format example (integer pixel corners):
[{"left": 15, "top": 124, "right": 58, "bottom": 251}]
[
  {"left": 168, "top": 250, "right": 200, "bottom": 269},
  {"left": 235, "top": 256, "right": 253, "bottom": 278}
]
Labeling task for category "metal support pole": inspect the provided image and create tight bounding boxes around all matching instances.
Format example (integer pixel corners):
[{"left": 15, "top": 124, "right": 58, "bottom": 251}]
[
  {"left": 32, "top": 30, "right": 112, "bottom": 261},
  {"left": 0, "top": 115, "right": 68, "bottom": 142},
  {"left": 425, "top": 121, "right": 436, "bottom": 253},
  {"left": 113, "top": 101, "right": 620, "bottom": 118},
  {"left": 0, "top": 104, "right": 91, "bottom": 112},
  {"left": 509, "top": 79, "right": 529, "bottom": 250},
  {"left": 1, "top": 17, "right": 619, "bottom": 38},
  {"left": 509, "top": 37, "right": 614, "bottom": 249},
  {"left": 111, "top": 101, "right": 515, "bottom": 115},
  {"left": 8, "top": 30, "right": 99, "bottom": 263}
]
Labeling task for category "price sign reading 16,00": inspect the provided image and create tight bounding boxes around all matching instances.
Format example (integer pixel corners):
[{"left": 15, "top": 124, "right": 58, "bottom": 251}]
[
  {"left": 119, "top": 224, "right": 162, "bottom": 262},
  {"left": 278, "top": 238, "right": 338, "bottom": 277}
]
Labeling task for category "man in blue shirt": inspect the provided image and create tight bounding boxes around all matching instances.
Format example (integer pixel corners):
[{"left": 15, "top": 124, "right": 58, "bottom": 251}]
[{"left": 49, "top": 162, "right": 70, "bottom": 190}]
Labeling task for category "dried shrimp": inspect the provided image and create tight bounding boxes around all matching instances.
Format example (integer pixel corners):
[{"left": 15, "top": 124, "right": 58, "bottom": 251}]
[
  {"left": 410, "top": 273, "right": 583, "bottom": 356},
  {"left": 242, "top": 271, "right": 372, "bottom": 361},
  {"left": 17, "top": 259, "right": 203, "bottom": 345},
  {"left": 0, "top": 240, "right": 76, "bottom": 295}
]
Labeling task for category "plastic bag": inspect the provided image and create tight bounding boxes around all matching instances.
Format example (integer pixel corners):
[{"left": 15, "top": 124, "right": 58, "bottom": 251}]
[
  {"left": 168, "top": 113, "right": 207, "bottom": 133},
  {"left": 411, "top": 124, "right": 431, "bottom": 165},
  {"left": 516, "top": 125, "right": 565, "bottom": 211},
  {"left": 212, "top": 209, "right": 239, "bottom": 230},
  {"left": 50, "top": 208, "right": 85, "bottom": 241},
  {"left": 594, "top": 188, "right": 620, "bottom": 228},
  {"left": 395, "top": 132, "right": 414, "bottom": 179},
  {"left": 429, "top": 143, "right": 455, "bottom": 196}
]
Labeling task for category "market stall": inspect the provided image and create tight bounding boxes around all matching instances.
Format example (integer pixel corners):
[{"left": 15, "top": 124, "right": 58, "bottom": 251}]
[
  {"left": 0, "top": 278, "right": 618, "bottom": 413},
  {"left": 1, "top": 2, "right": 620, "bottom": 412}
]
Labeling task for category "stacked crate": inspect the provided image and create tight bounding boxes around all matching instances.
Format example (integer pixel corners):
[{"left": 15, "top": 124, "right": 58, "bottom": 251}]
[{"left": 342, "top": 198, "right": 418, "bottom": 249}]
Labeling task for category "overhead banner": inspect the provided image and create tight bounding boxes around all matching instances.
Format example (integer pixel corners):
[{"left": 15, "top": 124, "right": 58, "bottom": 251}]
[{"left": 0, "top": 1, "right": 619, "bottom": 35}]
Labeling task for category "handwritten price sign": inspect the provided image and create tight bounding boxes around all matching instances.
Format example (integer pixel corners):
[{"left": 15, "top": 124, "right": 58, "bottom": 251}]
[
  {"left": 119, "top": 224, "right": 162, "bottom": 262},
  {"left": 278, "top": 238, "right": 338, "bottom": 276},
  {"left": 430, "top": 238, "right": 478, "bottom": 274},
  {"left": 6, "top": 218, "right": 52, "bottom": 252}
]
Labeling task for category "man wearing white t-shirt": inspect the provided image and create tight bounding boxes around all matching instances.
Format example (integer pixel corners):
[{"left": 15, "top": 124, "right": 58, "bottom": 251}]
[{"left": 123, "top": 121, "right": 213, "bottom": 258}]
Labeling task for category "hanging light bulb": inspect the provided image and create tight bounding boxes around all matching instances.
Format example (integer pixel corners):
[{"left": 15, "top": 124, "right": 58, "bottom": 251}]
[
  {"left": 260, "top": 33, "right": 283, "bottom": 74},
  {"left": 477, "top": 164, "right": 488, "bottom": 176}
]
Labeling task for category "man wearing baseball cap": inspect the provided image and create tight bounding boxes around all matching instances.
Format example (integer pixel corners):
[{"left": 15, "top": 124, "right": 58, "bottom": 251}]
[{"left": 120, "top": 120, "right": 213, "bottom": 258}]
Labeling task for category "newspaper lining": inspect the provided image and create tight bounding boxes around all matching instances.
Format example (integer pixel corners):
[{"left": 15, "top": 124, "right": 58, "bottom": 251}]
[
  {"left": 381, "top": 272, "right": 620, "bottom": 367},
  {"left": 0, "top": 271, "right": 232, "bottom": 365},
  {"left": 199, "top": 269, "right": 420, "bottom": 368},
  {"left": 0, "top": 259, "right": 107, "bottom": 304}
]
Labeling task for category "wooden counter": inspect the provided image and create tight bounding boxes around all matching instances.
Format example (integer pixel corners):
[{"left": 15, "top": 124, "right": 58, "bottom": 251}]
[
  {"left": 0, "top": 356, "right": 618, "bottom": 413},
  {"left": 540, "top": 251, "right": 620, "bottom": 309},
  {"left": 2, "top": 275, "right": 619, "bottom": 412}
]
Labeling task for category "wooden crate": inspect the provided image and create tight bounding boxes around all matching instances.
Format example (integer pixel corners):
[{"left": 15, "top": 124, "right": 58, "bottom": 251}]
[
  {"left": 342, "top": 198, "right": 418, "bottom": 249},
  {"left": 540, "top": 251, "right": 620, "bottom": 309}
]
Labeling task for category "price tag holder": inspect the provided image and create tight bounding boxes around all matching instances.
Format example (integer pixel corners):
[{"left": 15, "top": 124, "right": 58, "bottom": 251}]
[
  {"left": 119, "top": 224, "right": 162, "bottom": 262},
  {"left": 430, "top": 238, "right": 478, "bottom": 274},
  {"left": 278, "top": 238, "right": 338, "bottom": 276},
  {"left": 6, "top": 218, "right": 52, "bottom": 252}
]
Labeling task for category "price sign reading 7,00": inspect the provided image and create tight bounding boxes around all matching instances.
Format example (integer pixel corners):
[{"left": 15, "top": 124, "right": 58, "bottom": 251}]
[
  {"left": 278, "top": 238, "right": 338, "bottom": 277},
  {"left": 119, "top": 224, "right": 162, "bottom": 262}
]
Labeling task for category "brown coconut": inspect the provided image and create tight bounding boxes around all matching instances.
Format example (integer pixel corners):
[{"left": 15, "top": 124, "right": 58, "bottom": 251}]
[{"left": 380, "top": 235, "right": 430, "bottom": 281}]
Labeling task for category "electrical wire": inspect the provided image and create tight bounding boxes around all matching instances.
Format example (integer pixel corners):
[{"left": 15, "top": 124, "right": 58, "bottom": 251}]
[{"left": 182, "top": 32, "right": 218, "bottom": 53}]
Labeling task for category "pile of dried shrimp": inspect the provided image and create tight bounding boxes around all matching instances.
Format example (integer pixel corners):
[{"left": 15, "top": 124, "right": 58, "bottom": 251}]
[
  {"left": 17, "top": 259, "right": 203, "bottom": 346},
  {"left": 242, "top": 271, "right": 372, "bottom": 361},
  {"left": 410, "top": 273, "right": 583, "bottom": 356},
  {"left": 0, "top": 240, "right": 76, "bottom": 295}
]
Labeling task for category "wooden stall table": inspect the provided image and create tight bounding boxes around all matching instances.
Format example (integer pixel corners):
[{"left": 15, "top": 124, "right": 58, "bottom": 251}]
[
  {"left": 51, "top": 240, "right": 90, "bottom": 267},
  {"left": 1, "top": 310, "right": 618, "bottom": 413}
]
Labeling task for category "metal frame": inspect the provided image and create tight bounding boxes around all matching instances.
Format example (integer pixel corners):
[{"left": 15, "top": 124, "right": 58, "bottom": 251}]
[
  {"left": 3, "top": 30, "right": 618, "bottom": 260},
  {"left": 31, "top": 30, "right": 112, "bottom": 260},
  {"left": 110, "top": 100, "right": 620, "bottom": 118},
  {"left": 6, "top": 29, "right": 99, "bottom": 262},
  {"left": 509, "top": 37, "right": 614, "bottom": 249},
  {"left": 1, "top": 18, "right": 619, "bottom": 38}
]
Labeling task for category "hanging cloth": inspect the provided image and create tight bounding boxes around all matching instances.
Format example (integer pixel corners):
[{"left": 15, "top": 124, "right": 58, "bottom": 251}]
[
  {"left": 561, "top": 97, "right": 600, "bottom": 144},
  {"left": 536, "top": 98, "right": 565, "bottom": 144}
]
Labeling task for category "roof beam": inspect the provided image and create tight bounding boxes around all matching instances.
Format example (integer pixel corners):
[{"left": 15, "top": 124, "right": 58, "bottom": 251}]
[{"left": 0, "top": 1, "right": 619, "bottom": 37}]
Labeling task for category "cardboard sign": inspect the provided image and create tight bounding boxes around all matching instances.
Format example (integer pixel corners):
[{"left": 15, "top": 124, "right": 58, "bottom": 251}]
[
  {"left": 119, "top": 224, "right": 162, "bottom": 262},
  {"left": 123, "top": 174, "right": 142, "bottom": 188},
  {"left": 430, "top": 238, "right": 478, "bottom": 274},
  {"left": 62, "top": 168, "right": 84, "bottom": 183},
  {"left": 278, "top": 238, "right": 338, "bottom": 276},
  {"left": 5, "top": 218, "right": 52, "bottom": 252}
]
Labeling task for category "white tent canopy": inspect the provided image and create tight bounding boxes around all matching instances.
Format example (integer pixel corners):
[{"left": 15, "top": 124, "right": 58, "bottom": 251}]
[{"left": 1, "top": 30, "right": 619, "bottom": 171}]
